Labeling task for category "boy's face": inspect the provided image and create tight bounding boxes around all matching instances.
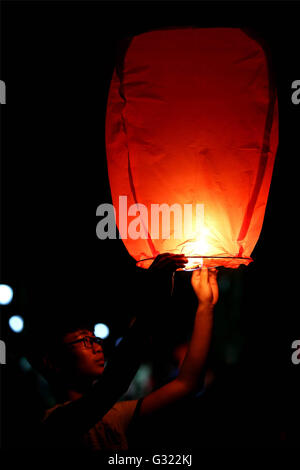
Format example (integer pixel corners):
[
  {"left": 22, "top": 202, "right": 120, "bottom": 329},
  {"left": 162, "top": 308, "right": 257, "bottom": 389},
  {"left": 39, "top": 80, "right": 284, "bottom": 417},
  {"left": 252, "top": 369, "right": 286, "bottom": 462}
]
[{"left": 60, "top": 329, "right": 105, "bottom": 382}]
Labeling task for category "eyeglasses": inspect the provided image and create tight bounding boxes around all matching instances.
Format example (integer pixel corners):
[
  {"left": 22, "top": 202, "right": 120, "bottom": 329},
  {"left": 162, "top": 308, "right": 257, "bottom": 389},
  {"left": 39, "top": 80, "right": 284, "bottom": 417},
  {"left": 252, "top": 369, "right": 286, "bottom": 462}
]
[{"left": 65, "top": 336, "right": 104, "bottom": 350}]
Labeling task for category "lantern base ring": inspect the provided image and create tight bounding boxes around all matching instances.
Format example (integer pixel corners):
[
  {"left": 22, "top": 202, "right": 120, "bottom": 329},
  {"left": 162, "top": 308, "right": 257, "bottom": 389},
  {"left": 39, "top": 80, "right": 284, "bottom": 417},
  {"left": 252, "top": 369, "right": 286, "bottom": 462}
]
[{"left": 136, "top": 255, "right": 253, "bottom": 270}]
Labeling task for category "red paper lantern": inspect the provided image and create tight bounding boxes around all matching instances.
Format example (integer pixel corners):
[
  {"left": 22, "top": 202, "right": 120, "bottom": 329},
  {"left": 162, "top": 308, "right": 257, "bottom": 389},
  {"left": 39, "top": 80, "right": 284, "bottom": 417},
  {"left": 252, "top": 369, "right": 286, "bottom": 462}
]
[{"left": 105, "top": 28, "right": 278, "bottom": 269}]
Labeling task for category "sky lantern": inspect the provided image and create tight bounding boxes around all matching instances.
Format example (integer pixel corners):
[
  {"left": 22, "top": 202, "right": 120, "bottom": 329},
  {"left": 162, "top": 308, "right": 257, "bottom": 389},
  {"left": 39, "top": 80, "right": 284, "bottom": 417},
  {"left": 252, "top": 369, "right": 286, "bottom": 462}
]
[{"left": 105, "top": 28, "right": 278, "bottom": 270}]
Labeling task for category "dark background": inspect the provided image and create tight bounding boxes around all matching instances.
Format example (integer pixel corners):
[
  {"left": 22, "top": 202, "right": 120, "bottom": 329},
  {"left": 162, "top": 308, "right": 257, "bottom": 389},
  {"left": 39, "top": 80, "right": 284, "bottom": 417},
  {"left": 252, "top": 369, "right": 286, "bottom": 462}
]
[{"left": 1, "top": 0, "right": 300, "bottom": 450}]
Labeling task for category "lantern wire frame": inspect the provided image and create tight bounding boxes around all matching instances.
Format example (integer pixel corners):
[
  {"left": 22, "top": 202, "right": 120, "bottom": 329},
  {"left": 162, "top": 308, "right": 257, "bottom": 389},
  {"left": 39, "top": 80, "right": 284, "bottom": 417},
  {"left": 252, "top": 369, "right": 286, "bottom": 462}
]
[{"left": 136, "top": 255, "right": 253, "bottom": 271}]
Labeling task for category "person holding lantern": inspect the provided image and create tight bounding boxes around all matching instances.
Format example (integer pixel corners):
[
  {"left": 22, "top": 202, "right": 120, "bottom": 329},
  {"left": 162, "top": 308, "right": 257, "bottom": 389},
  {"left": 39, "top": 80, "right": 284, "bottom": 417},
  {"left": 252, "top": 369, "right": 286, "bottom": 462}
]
[{"left": 37, "top": 254, "right": 218, "bottom": 449}]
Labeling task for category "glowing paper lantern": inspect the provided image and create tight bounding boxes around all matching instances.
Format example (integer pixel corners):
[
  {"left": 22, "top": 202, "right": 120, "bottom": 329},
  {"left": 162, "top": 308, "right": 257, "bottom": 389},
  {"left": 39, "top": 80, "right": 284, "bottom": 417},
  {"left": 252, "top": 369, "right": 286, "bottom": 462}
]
[{"left": 105, "top": 28, "right": 278, "bottom": 269}]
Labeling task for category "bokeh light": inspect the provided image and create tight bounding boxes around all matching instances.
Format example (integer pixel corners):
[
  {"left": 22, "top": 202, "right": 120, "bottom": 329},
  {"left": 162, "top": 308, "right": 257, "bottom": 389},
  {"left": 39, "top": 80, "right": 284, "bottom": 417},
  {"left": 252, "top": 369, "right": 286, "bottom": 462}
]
[
  {"left": 94, "top": 323, "right": 110, "bottom": 339},
  {"left": 0, "top": 284, "right": 14, "bottom": 305},
  {"left": 8, "top": 315, "right": 24, "bottom": 333}
]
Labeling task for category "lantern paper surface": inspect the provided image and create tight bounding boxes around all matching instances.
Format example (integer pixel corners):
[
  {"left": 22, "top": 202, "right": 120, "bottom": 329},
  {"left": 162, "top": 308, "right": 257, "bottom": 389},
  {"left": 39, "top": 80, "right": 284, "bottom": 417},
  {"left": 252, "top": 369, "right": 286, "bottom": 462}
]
[{"left": 105, "top": 28, "right": 278, "bottom": 269}]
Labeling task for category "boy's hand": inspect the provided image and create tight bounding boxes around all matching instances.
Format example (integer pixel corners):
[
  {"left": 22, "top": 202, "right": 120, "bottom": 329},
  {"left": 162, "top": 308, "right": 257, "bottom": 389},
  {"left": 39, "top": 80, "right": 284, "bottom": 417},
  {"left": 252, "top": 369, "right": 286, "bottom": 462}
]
[
  {"left": 146, "top": 253, "right": 188, "bottom": 298},
  {"left": 191, "top": 267, "right": 219, "bottom": 307},
  {"left": 149, "top": 253, "right": 188, "bottom": 273}
]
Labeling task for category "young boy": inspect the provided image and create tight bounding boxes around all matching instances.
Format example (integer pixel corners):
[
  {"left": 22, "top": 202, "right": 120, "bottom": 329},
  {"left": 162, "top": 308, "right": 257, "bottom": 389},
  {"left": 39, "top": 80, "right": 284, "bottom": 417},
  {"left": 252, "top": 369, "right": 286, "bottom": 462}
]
[{"left": 39, "top": 255, "right": 218, "bottom": 449}]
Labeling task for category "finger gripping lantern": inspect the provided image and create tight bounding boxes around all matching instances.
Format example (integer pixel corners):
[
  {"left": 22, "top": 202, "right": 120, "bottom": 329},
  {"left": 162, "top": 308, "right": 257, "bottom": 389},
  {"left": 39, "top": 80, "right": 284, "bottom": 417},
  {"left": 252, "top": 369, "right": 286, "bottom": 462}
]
[{"left": 105, "top": 28, "right": 278, "bottom": 270}]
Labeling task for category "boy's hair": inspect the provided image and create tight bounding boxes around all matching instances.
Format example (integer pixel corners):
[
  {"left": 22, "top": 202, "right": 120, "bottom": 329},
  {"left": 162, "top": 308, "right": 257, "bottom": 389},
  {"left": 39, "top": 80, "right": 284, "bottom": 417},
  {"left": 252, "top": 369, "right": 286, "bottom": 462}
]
[
  {"left": 24, "top": 317, "right": 96, "bottom": 402},
  {"left": 25, "top": 317, "right": 95, "bottom": 377}
]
